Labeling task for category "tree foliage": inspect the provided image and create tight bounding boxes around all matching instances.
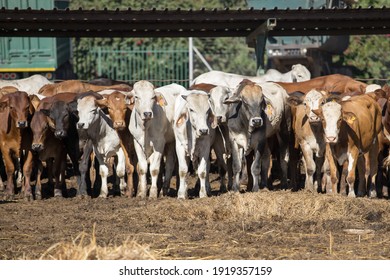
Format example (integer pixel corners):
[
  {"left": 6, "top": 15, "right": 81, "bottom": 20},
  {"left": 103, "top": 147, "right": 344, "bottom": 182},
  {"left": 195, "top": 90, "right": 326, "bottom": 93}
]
[{"left": 343, "top": 0, "right": 390, "bottom": 79}]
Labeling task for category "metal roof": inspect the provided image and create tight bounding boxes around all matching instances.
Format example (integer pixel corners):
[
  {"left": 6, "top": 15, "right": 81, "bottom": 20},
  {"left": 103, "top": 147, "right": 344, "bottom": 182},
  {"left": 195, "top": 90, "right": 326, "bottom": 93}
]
[{"left": 0, "top": 7, "right": 389, "bottom": 38}]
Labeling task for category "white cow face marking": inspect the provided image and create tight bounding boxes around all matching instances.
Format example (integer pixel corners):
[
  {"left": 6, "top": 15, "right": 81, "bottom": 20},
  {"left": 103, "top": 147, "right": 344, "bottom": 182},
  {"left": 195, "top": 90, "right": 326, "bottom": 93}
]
[
  {"left": 208, "top": 86, "right": 231, "bottom": 125},
  {"left": 77, "top": 97, "right": 99, "bottom": 130},
  {"left": 184, "top": 92, "right": 213, "bottom": 138},
  {"left": 321, "top": 102, "right": 342, "bottom": 143},
  {"left": 303, "top": 90, "right": 326, "bottom": 123},
  {"left": 132, "top": 80, "right": 158, "bottom": 122}
]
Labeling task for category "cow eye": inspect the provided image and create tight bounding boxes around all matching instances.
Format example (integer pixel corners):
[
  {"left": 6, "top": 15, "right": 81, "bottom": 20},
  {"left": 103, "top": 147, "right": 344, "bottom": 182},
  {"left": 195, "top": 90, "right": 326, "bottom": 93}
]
[
  {"left": 321, "top": 100, "right": 325, "bottom": 105},
  {"left": 303, "top": 102, "right": 307, "bottom": 106}
]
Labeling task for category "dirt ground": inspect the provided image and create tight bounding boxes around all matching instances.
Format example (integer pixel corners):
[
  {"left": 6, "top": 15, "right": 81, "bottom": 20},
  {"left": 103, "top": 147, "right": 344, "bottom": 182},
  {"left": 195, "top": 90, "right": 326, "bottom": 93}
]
[{"left": 1, "top": 171, "right": 390, "bottom": 260}]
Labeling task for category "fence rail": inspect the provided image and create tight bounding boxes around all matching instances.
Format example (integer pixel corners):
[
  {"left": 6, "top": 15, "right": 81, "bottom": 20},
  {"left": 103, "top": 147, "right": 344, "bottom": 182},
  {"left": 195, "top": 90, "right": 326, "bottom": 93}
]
[{"left": 73, "top": 46, "right": 190, "bottom": 87}]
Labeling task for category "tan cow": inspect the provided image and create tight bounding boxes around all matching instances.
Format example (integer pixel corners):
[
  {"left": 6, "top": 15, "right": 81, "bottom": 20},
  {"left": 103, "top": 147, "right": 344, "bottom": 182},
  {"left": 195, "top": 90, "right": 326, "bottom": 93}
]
[
  {"left": 314, "top": 94, "right": 382, "bottom": 197},
  {"left": 276, "top": 74, "right": 367, "bottom": 95},
  {"left": 38, "top": 80, "right": 131, "bottom": 97}
]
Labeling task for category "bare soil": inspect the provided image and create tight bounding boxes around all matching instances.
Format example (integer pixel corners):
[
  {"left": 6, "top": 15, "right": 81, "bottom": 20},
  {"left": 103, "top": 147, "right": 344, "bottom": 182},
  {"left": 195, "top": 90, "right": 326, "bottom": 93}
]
[{"left": 1, "top": 172, "right": 390, "bottom": 260}]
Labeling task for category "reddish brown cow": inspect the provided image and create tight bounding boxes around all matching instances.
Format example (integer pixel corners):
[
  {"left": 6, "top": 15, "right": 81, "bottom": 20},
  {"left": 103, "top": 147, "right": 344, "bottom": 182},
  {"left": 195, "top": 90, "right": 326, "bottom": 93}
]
[
  {"left": 38, "top": 80, "right": 132, "bottom": 97},
  {"left": 276, "top": 74, "right": 367, "bottom": 95},
  {"left": 0, "top": 91, "right": 35, "bottom": 200},
  {"left": 95, "top": 91, "right": 137, "bottom": 197},
  {"left": 30, "top": 110, "right": 67, "bottom": 199}
]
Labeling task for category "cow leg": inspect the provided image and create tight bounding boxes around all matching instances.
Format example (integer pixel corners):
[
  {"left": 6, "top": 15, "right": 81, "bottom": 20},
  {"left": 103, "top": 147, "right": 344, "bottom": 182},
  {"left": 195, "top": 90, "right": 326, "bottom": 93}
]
[
  {"left": 367, "top": 141, "right": 379, "bottom": 198},
  {"left": 1, "top": 150, "right": 16, "bottom": 200},
  {"left": 251, "top": 149, "right": 262, "bottom": 192},
  {"left": 162, "top": 142, "right": 176, "bottom": 196},
  {"left": 315, "top": 156, "right": 325, "bottom": 193},
  {"left": 78, "top": 140, "right": 93, "bottom": 197},
  {"left": 176, "top": 141, "right": 189, "bottom": 199},
  {"left": 326, "top": 144, "right": 339, "bottom": 195},
  {"left": 94, "top": 153, "right": 109, "bottom": 198},
  {"left": 212, "top": 138, "right": 229, "bottom": 193},
  {"left": 35, "top": 160, "right": 44, "bottom": 200},
  {"left": 198, "top": 153, "right": 210, "bottom": 198},
  {"left": 230, "top": 142, "right": 242, "bottom": 192},
  {"left": 134, "top": 141, "right": 148, "bottom": 199},
  {"left": 301, "top": 143, "right": 316, "bottom": 192},
  {"left": 22, "top": 151, "right": 34, "bottom": 201},
  {"left": 346, "top": 149, "right": 359, "bottom": 198},
  {"left": 277, "top": 133, "right": 289, "bottom": 190},
  {"left": 115, "top": 148, "right": 127, "bottom": 197},
  {"left": 260, "top": 145, "right": 272, "bottom": 190}
]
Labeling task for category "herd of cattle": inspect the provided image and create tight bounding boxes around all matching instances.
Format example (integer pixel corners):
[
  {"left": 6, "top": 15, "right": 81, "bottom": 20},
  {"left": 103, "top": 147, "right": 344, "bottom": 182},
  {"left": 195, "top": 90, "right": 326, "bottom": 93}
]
[{"left": 0, "top": 64, "right": 390, "bottom": 201}]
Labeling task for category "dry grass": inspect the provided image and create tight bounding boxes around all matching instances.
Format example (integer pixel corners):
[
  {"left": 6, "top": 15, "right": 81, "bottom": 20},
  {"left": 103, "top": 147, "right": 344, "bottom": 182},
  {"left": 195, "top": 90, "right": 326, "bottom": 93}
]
[{"left": 39, "top": 225, "right": 158, "bottom": 260}]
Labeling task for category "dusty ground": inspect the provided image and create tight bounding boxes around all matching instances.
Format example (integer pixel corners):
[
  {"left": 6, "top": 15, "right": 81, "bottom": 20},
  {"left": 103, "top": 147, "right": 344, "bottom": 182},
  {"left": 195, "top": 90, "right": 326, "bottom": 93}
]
[{"left": 1, "top": 171, "right": 390, "bottom": 260}]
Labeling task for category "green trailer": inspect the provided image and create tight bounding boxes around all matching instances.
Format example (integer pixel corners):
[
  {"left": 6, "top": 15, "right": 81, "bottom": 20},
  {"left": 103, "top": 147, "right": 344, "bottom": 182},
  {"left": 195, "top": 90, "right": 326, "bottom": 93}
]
[{"left": 0, "top": 0, "right": 72, "bottom": 80}]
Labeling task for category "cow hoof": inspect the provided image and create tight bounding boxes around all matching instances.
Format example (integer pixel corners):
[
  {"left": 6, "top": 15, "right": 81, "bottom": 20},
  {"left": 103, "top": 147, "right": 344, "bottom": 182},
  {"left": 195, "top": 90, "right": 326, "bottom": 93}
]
[
  {"left": 369, "top": 190, "right": 377, "bottom": 199},
  {"left": 3, "top": 193, "right": 14, "bottom": 201},
  {"left": 35, "top": 193, "right": 42, "bottom": 200},
  {"left": 348, "top": 192, "right": 356, "bottom": 198},
  {"left": 24, "top": 195, "right": 32, "bottom": 202},
  {"left": 76, "top": 194, "right": 87, "bottom": 199},
  {"left": 98, "top": 194, "right": 108, "bottom": 199}
]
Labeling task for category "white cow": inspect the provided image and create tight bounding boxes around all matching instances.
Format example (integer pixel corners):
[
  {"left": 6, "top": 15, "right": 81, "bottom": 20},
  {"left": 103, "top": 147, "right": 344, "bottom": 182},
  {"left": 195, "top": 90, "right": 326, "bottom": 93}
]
[
  {"left": 191, "top": 64, "right": 311, "bottom": 88},
  {"left": 129, "top": 81, "right": 186, "bottom": 198},
  {"left": 76, "top": 92, "right": 127, "bottom": 198},
  {"left": 174, "top": 90, "right": 217, "bottom": 198},
  {"left": 0, "top": 74, "right": 52, "bottom": 95}
]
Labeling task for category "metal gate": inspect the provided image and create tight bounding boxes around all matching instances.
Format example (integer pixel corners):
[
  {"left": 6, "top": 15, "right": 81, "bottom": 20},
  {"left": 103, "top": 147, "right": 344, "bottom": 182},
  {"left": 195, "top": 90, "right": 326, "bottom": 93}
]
[{"left": 73, "top": 46, "right": 190, "bottom": 87}]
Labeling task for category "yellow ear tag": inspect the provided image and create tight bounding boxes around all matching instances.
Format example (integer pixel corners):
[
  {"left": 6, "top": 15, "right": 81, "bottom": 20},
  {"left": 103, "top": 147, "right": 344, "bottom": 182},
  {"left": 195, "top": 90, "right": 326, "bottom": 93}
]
[
  {"left": 347, "top": 115, "right": 356, "bottom": 124},
  {"left": 266, "top": 104, "right": 273, "bottom": 116},
  {"left": 158, "top": 98, "right": 165, "bottom": 107}
]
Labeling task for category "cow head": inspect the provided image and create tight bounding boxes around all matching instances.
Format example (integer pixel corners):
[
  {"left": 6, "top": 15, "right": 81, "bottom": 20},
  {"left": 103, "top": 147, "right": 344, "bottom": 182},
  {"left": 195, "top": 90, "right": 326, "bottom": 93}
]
[
  {"left": 130, "top": 80, "right": 166, "bottom": 124},
  {"left": 30, "top": 111, "right": 50, "bottom": 152},
  {"left": 0, "top": 91, "right": 34, "bottom": 130},
  {"left": 41, "top": 100, "right": 70, "bottom": 139},
  {"left": 76, "top": 95, "right": 101, "bottom": 130},
  {"left": 224, "top": 79, "right": 265, "bottom": 129},
  {"left": 312, "top": 95, "right": 343, "bottom": 143},
  {"left": 95, "top": 91, "right": 132, "bottom": 131},
  {"left": 291, "top": 64, "right": 311, "bottom": 82},
  {"left": 288, "top": 89, "right": 327, "bottom": 123},
  {"left": 208, "top": 86, "right": 232, "bottom": 126},
  {"left": 176, "top": 91, "right": 214, "bottom": 138}
]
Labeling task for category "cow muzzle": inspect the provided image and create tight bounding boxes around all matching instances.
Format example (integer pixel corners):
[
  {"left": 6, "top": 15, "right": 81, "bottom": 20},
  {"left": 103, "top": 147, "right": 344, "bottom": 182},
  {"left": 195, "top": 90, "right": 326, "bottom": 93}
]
[
  {"left": 142, "top": 111, "right": 153, "bottom": 121},
  {"left": 113, "top": 121, "right": 126, "bottom": 130},
  {"left": 55, "top": 130, "right": 67, "bottom": 138},
  {"left": 198, "top": 128, "right": 209, "bottom": 136},
  {"left": 17, "top": 121, "right": 28, "bottom": 128},
  {"left": 31, "top": 143, "right": 44, "bottom": 152},
  {"left": 77, "top": 122, "right": 86, "bottom": 129},
  {"left": 325, "top": 136, "right": 338, "bottom": 143},
  {"left": 250, "top": 117, "right": 263, "bottom": 128}
]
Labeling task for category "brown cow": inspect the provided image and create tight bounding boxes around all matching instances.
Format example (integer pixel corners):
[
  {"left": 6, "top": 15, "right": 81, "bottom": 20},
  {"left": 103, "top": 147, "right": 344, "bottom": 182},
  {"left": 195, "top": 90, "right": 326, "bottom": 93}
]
[
  {"left": 0, "top": 91, "right": 35, "bottom": 200},
  {"left": 38, "top": 80, "right": 132, "bottom": 97},
  {"left": 30, "top": 110, "right": 67, "bottom": 199},
  {"left": 276, "top": 74, "right": 367, "bottom": 95},
  {"left": 95, "top": 91, "right": 137, "bottom": 197},
  {"left": 314, "top": 94, "right": 382, "bottom": 197}
]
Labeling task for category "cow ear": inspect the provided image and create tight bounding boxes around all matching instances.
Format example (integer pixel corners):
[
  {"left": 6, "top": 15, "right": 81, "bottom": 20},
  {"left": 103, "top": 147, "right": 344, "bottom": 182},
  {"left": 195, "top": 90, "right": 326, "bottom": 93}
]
[
  {"left": 264, "top": 101, "right": 274, "bottom": 117},
  {"left": 29, "top": 95, "right": 40, "bottom": 111},
  {"left": 125, "top": 96, "right": 134, "bottom": 111},
  {"left": 40, "top": 109, "right": 51, "bottom": 117},
  {"left": 287, "top": 96, "right": 303, "bottom": 107},
  {"left": 209, "top": 113, "right": 218, "bottom": 129},
  {"left": 176, "top": 113, "right": 187, "bottom": 127},
  {"left": 0, "top": 100, "right": 9, "bottom": 112},
  {"left": 223, "top": 95, "right": 241, "bottom": 104},
  {"left": 95, "top": 98, "right": 108, "bottom": 108},
  {"left": 46, "top": 116, "right": 56, "bottom": 129},
  {"left": 343, "top": 112, "right": 357, "bottom": 125},
  {"left": 155, "top": 92, "right": 167, "bottom": 107},
  {"left": 325, "top": 94, "right": 341, "bottom": 103}
]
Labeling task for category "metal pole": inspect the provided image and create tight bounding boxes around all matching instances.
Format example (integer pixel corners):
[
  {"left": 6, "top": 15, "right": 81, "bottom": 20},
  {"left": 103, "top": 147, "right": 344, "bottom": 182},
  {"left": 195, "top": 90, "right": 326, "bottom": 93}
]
[{"left": 189, "top": 37, "right": 193, "bottom": 86}]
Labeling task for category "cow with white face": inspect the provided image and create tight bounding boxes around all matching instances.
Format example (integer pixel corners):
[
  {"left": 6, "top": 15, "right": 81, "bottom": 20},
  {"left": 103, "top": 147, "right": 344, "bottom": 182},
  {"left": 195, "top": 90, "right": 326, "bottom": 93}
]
[
  {"left": 129, "top": 81, "right": 183, "bottom": 198},
  {"left": 287, "top": 89, "right": 328, "bottom": 192},
  {"left": 314, "top": 94, "right": 382, "bottom": 197},
  {"left": 76, "top": 92, "right": 127, "bottom": 198},
  {"left": 174, "top": 90, "right": 217, "bottom": 198}
]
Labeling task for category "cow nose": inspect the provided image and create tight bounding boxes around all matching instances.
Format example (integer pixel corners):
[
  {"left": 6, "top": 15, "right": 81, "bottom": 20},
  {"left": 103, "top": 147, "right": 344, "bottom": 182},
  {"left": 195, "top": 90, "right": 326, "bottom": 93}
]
[
  {"left": 251, "top": 118, "right": 263, "bottom": 127},
  {"left": 326, "top": 136, "right": 337, "bottom": 143},
  {"left": 55, "top": 130, "right": 67, "bottom": 138},
  {"left": 114, "top": 121, "right": 125, "bottom": 129},
  {"left": 77, "top": 123, "right": 85, "bottom": 129},
  {"left": 31, "top": 143, "right": 43, "bottom": 152},
  {"left": 17, "top": 121, "right": 27, "bottom": 128},
  {"left": 143, "top": 112, "right": 153, "bottom": 119},
  {"left": 199, "top": 128, "right": 209, "bottom": 135},
  {"left": 309, "top": 116, "right": 320, "bottom": 122},
  {"left": 216, "top": 116, "right": 223, "bottom": 124}
]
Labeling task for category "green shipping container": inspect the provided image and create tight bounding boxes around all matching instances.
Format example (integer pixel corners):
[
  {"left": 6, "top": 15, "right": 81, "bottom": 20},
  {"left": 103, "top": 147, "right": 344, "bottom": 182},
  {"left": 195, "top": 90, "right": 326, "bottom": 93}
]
[{"left": 0, "top": 0, "right": 70, "bottom": 78}]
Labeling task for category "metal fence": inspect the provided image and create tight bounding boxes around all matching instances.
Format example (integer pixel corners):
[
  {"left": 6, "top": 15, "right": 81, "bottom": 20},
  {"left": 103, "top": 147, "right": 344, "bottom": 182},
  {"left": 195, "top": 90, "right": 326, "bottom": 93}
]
[{"left": 73, "top": 46, "right": 190, "bottom": 87}]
